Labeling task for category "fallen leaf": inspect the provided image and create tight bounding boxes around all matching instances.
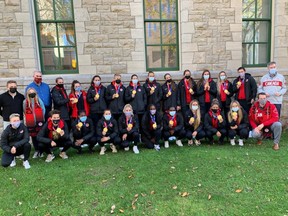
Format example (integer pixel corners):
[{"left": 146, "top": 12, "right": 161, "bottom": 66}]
[
  {"left": 150, "top": 191, "right": 155, "bottom": 195},
  {"left": 18, "top": 201, "right": 22, "bottom": 205},
  {"left": 119, "top": 209, "right": 124, "bottom": 213},
  {"left": 128, "top": 175, "right": 133, "bottom": 179},
  {"left": 208, "top": 194, "right": 212, "bottom": 200},
  {"left": 198, "top": 184, "right": 202, "bottom": 187},
  {"left": 110, "top": 204, "right": 116, "bottom": 214},
  {"left": 171, "top": 166, "right": 175, "bottom": 169},
  {"left": 134, "top": 194, "right": 139, "bottom": 198},
  {"left": 102, "top": 179, "right": 108, "bottom": 183},
  {"left": 235, "top": 189, "right": 242, "bottom": 193},
  {"left": 141, "top": 193, "right": 146, "bottom": 197},
  {"left": 132, "top": 204, "right": 136, "bottom": 210},
  {"left": 181, "top": 192, "right": 189, "bottom": 197},
  {"left": 172, "top": 186, "right": 177, "bottom": 190}
]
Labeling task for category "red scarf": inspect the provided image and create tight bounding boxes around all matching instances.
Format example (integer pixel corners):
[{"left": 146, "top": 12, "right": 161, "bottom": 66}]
[
  {"left": 184, "top": 79, "right": 192, "bottom": 104},
  {"left": 168, "top": 113, "right": 177, "bottom": 128},
  {"left": 220, "top": 81, "right": 228, "bottom": 102},
  {"left": 238, "top": 78, "right": 246, "bottom": 99},
  {"left": 129, "top": 81, "right": 140, "bottom": 89},
  {"left": 204, "top": 78, "right": 212, "bottom": 103},
  {"left": 209, "top": 109, "right": 221, "bottom": 129},
  {"left": 112, "top": 81, "right": 122, "bottom": 94},
  {"left": 93, "top": 84, "right": 102, "bottom": 94},
  {"left": 25, "top": 100, "right": 44, "bottom": 128},
  {"left": 47, "top": 118, "right": 65, "bottom": 140}
]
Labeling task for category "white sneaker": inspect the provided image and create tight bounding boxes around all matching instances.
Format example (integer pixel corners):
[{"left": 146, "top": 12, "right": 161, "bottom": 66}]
[
  {"left": 188, "top": 140, "right": 193, "bottom": 146},
  {"left": 110, "top": 144, "right": 117, "bottom": 153},
  {"left": 249, "top": 130, "right": 252, "bottom": 138},
  {"left": 195, "top": 140, "right": 201, "bottom": 146},
  {"left": 59, "top": 152, "right": 68, "bottom": 159},
  {"left": 45, "top": 154, "right": 55, "bottom": 163},
  {"left": 124, "top": 147, "right": 129, "bottom": 151},
  {"left": 10, "top": 158, "right": 16, "bottom": 167},
  {"left": 164, "top": 141, "right": 169, "bottom": 148},
  {"left": 32, "top": 151, "right": 39, "bottom": 159},
  {"left": 154, "top": 144, "right": 160, "bottom": 151},
  {"left": 23, "top": 160, "right": 31, "bottom": 169},
  {"left": 39, "top": 153, "right": 44, "bottom": 158},
  {"left": 133, "top": 146, "right": 139, "bottom": 154},
  {"left": 239, "top": 139, "right": 244, "bottom": 146},
  {"left": 176, "top": 140, "right": 183, "bottom": 147},
  {"left": 230, "top": 139, "right": 236, "bottom": 146},
  {"left": 100, "top": 146, "right": 106, "bottom": 155}
]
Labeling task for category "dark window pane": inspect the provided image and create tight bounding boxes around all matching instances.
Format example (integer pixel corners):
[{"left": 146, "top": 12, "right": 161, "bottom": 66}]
[
  {"left": 147, "top": 46, "right": 162, "bottom": 68},
  {"left": 144, "top": 0, "right": 160, "bottom": 20},
  {"left": 40, "top": 23, "right": 57, "bottom": 46},
  {"left": 163, "top": 46, "right": 177, "bottom": 68},
  {"left": 242, "top": 43, "right": 254, "bottom": 65},
  {"left": 60, "top": 47, "right": 77, "bottom": 70},
  {"left": 242, "top": 21, "right": 254, "bottom": 43},
  {"left": 145, "top": 22, "right": 161, "bottom": 44},
  {"left": 162, "top": 22, "right": 177, "bottom": 44},
  {"left": 255, "top": 43, "right": 268, "bottom": 64},
  {"left": 255, "top": 21, "right": 269, "bottom": 42},
  {"left": 161, "top": 0, "right": 177, "bottom": 20},
  {"left": 55, "top": 0, "right": 73, "bottom": 20},
  {"left": 58, "top": 23, "right": 75, "bottom": 46},
  {"left": 36, "top": 0, "right": 54, "bottom": 20},
  {"left": 242, "top": 0, "right": 256, "bottom": 18},
  {"left": 42, "top": 48, "right": 59, "bottom": 71},
  {"left": 257, "top": 0, "right": 271, "bottom": 18}
]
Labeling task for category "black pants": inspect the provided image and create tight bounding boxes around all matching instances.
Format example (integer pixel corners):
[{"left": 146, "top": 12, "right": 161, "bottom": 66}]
[
  {"left": 142, "top": 129, "right": 162, "bottom": 149},
  {"left": 163, "top": 128, "right": 186, "bottom": 141},
  {"left": 228, "top": 128, "right": 249, "bottom": 139},
  {"left": 120, "top": 132, "right": 140, "bottom": 148},
  {"left": 1, "top": 143, "right": 31, "bottom": 167},
  {"left": 220, "top": 101, "right": 229, "bottom": 118},
  {"left": 39, "top": 139, "right": 72, "bottom": 154},
  {"left": 89, "top": 113, "right": 102, "bottom": 130},
  {"left": 274, "top": 104, "right": 281, "bottom": 117},
  {"left": 238, "top": 99, "right": 251, "bottom": 115},
  {"left": 72, "top": 136, "right": 97, "bottom": 152},
  {"left": 45, "top": 105, "right": 52, "bottom": 121},
  {"left": 31, "top": 136, "right": 40, "bottom": 152},
  {"left": 200, "top": 102, "right": 211, "bottom": 119},
  {"left": 181, "top": 104, "right": 190, "bottom": 119},
  {"left": 206, "top": 128, "right": 227, "bottom": 143},
  {"left": 97, "top": 136, "right": 121, "bottom": 147},
  {"left": 186, "top": 129, "right": 206, "bottom": 140}
]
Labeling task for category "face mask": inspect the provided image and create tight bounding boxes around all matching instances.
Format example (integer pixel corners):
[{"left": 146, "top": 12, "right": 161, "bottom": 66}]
[
  {"left": 150, "top": 109, "right": 156, "bottom": 115},
  {"left": 28, "top": 93, "right": 36, "bottom": 98},
  {"left": 125, "top": 111, "right": 132, "bottom": 116},
  {"left": 94, "top": 81, "right": 101, "bottom": 86},
  {"left": 52, "top": 119, "right": 60, "bottom": 125},
  {"left": 148, "top": 77, "right": 155, "bottom": 82},
  {"left": 259, "top": 99, "right": 267, "bottom": 106},
  {"left": 11, "top": 121, "right": 20, "bottom": 129},
  {"left": 104, "top": 115, "right": 112, "bottom": 121},
  {"left": 132, "top": 79, "right": 138, "bottom": 84},
  {"left": 75, "top": 86, "right": 82, "bottom": 92},
  {"left": 220, "top": 75, "right": 226, "bottom": 80},
  {"left": 192, "top": 105, "right": 198, "bottom": 111},
  {"left": 169, "top": 111, "right": 176, "bottom": 116},
  {"left": 203, "top": 75, "right": 209, "bottom": 80},
  {"left": 34, "top": 78, "right": 42, "bottom": 84},
  {"left": 167, "top": 79, "right": 172, "bottom": 83},
  {"left": 239, "top": 72, "right": 245, "bottom": 78},
  {"left": 211, "top": 109, "right": 218, "bottom": 113},
  {"left": 79, "top": 116, "right": 87, "bottom": 122},
  {"left": 269, "top": 69, "right": 277, "bottom": 75},
  {"left": 231, "top": 107, "right": 239, "bottom": 112},
  {"left": 185, "top": 75, "right": 190, "bottom": 80},
  {"left": 57, "top": 84, "right": 64, "bottom": 88},
  {"left": 115, "top": 79, "right": 121, "bottom": 84},
  {"left": 9, "top": 87, "right": 17, "bottom": 93}
]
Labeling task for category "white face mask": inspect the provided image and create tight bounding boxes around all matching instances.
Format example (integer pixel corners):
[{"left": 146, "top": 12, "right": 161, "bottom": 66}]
[{"left": 192, "top": 105, "right": 198, "bottom": 111}]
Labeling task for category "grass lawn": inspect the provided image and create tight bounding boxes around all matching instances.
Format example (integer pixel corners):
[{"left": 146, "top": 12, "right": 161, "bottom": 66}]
[{"left": 1, "top": 133, "right": 288, "bottom": 216}]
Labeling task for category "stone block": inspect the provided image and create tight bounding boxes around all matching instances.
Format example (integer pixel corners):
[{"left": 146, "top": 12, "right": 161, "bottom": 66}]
[
  {"left": 182, "top": 53, "right": 193, "bottom": 64},
  {"left": 91, "top": 54, "right": 104, "bottom": 64},
  {"left": 208, "top": 19, "right": 221, "bottom": 26},
  {"left": 5, "top": 0, "right": 20, "bottom": 6},
  {"left": 89, "top": 34, "right": 109, "bottom": 43},
  {"left": 182, "top": 22, "right": 195, "bottom": 34},
  {"left": 134, "top": 39, "right": 144, "bottom": 52},
  {"left": 130, "top": 2, "right": 142, "bottom": 16},
  {"left": 19, "top": 68, "right": 35, "bottom": 77},
  {"left": 182, "top": 0, "right": 193, "bottom": 9},
  {"left": 78, "top": 55, "right": 91, "bottom": 66},
  {"left": 189, "top": 15, "right": 204, "bottom": 22},
  {"left": 20, "top": 36, "right": 34, "bottom": 48},
  {"left": 15, "top": 12, "right": 30, "bottom": 23},
  {"left": 76, "top": 32, "right": 89, "bottom": 43},
  {"left": 83, "top": 0, "right": 102, "bottom": 5},
  {"left": 227, "top": 59, "right": 241, "bottom": 70},
  {"left": 85, "top": 25, "right": 100, "bottom": 33},
  {"left": 104, "top": 57, "right": 119, "bottom": 65},
  {"left": 0, "top": 29, "right": 10, "bottom": 37},
  {"left": 101, "top": 13, "right": 118, "bottom": 21},
  {"left": 79, "top": 65, "right": 97, "bottom": 74},
  {"left": 102, "top": 42, "right": 118, "bottom": 48},
  {"left": 226, "top": 42, "right": 241, "bottom": 51},
  {"left": 73, "top": 0, "right": 82, "bottom": 8},
  {"left": 119, "top": 39, "right": 135, "bottom": 48},
  {"left": 127, "top": 60, "right": 145, "bottom": 72},
  {"left": 131, "top": 51, "right": 144, "bottom": 61},
  {"left": 23, "top": 23, "right": 33, "bottom": 36},
  {"left": 100, "top": 26, "right": 119, "bottom": 34},
  {"left": 193, "top": 52, "right": 206, "bottom": 64},
  {"left": 21, "top": 0, "right": 29, "bottom": 12},
  {"left": 74, "top": 8, "right": 90, "bottom": 21},
  {"left": 181, "top": 10, "right": 189, "bottom": 22},
  {"left": 96, "top": 65, "right": 112, "bottom": 74},
  {"left": 181, "top": 34, "right": 192, "bottom": 43},
  {"left": 182, "top": 43, "right": 198, "bottom": 52},
  {"left": 111, "top": 5, "right": 130, "bottom": 13},
  {"left": 0, "top": 61, "right": 8, "bottom": 69},
  {"left": 96, "top": 5, "right": 110, "bottom": 11},
  {"left": 0, "top": 51, "right": 18, "bottom": 59},
  {"left": 23, "top": 58, "right": 36, "bottom": 68},
  {"left": 9, "top": 28, "right": 23, "bottom": 36},
  {"left": 75, "top": 22, "right": 85, "bottom": 32},
  {"left": 3, "top": 13, "right": 16, "bottom": 22},
  {"left": 135, "top": 16, "right": 143, "bottom": 29},
  {"left": 230, "top": 23, "right": 242, "bottom": 32},
  {"left": 231, "top": 50, "right": 242, "bottom": 60},
  {"left": 231, "top": 0, "right": 242, "bottom": 8},
  {"left": 232, "top": 32, "right": 241, "bottom": 42},
  {"left": 8, "top": 59, "right": 23, "bottom": 69},
  {"left": 217, "top": 8, "right": 234, "bottom": 16},
  {"left": 19, "top": 48, "right": 35, "bottom": 59},
  {"left": 112, "top": 64, "right": 127, "bottom": 73},
  {"left": 131, "top": 29, "right": 143, "bottom": 39},
  {"left": 123, "top": 20, "right": 135, "bottom": 28}
]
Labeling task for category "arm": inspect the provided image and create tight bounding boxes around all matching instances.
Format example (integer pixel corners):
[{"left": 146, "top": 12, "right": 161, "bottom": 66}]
[
  {"left": 250, "top": 77, "right": 258, "bottom": 100},
  {"left": 248, "top": 106, "right": 258, "bottom": 129},
  {"left": 262, "top": 104, "right": 279, "bottom": 127},
  {"left": 279, "top": 76, "right": 287, "bottom": 95},
  {"left": 174, "top": 113, "right": 184, "bottom": 132},
  {"left": 82, "top": 119, "right": 95, "bottom": 141},
  {"left": 105, "top": 85, "right": 113, "bottom": 103},
  {"left": 86, "top": 87, "right": 96, "bottom": 104},
  {"left": 13, "top": 125, "right": 30, "bottom": 148},
  {"left": 51, "top": 88, "right": 69, "bottom": 106},
  {"left": 37, "top": 123, "right": 52, "bottom": 144},
  {"left": 124, "top": 86, "right": 133, "bottom": 103},
  {"left": 209, "top": 81, "right": 217, "bottom": 97}
]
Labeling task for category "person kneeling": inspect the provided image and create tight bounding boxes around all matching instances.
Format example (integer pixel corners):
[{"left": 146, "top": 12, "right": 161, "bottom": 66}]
[
  {"left": 96, "top": 109, "right": 120, "bottom": 155},
  {"left": 37, "top": 110, "right": 72, "bottom": 162},
  {"left": 1, "top": 113, "right": 31, "bottom": 169},
  {"left": 163, "top": 107, "right": 185, "bottom": 148}
]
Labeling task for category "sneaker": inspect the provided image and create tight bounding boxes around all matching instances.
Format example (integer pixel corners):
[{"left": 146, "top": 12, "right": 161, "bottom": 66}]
[
  {"left": 238, "top": 139, "right": 244, "bottom": 146},
  {"left": 59, "top": 152, "right": 68, "bottom": 159},
  {"left": 45, "top": 154, "right": 55, "bottom": 163},
  {"left": 230, "top": 139, "right": 236, "bottom": 146},
  {"left": 23, "top": 160, "right": 31, "bottom": 169},
  {"left": 164, "top": 141, "right": 169, "bottom": 148},
  {"left": 154, "top": 144, "right": 160, "bottom": 151},
  {"left": 110, "top": 144, "right": 118, "bottom": 153},
  {"left": 32, "top": 151, "right": 39, "bottom": 159},
  {"left": 133, "top": 146, "right": 139, "bottom": 154},
  {"left": 10, "top": 158, "right": 16, "bottom": 167},
  {"left": 100, "top": 146, "right": 106, "bottom": 155},
  {"left": 39, "top": 153, "right": 44, "bottom": 158},
  {"left": 195, "top": 140, "right": 201, "bottom": 146},
  {"left": 124, "top": 147, "right": 129, "bottom": 151},
  {"left": 249, "top": 130, "right": 253, "bottom": 138},
  {"left": 188, "top": 140, "right": 193, "bottom": 146},
  {"left": 176, "top": 140, "right": 183, "bottom": 147},
  {"left": 16, "top": 154, "right": 24, "bottom": 160},
  {"left": 273, "top": 144, "right": 279, "bottom": 150}
]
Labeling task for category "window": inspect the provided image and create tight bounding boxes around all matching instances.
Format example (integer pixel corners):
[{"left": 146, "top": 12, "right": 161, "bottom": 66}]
[
  {"left": 34, "top": 0, "right": 78, "bottom": 74},
  {"left": 144, "top": 0, "right": 179, "bottom": 71},
  {"left": 242, "top": 0, "right": 272, "bottom": 67}
]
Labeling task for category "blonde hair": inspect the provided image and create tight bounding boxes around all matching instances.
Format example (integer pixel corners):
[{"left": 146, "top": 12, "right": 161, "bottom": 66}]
[
  {"left": 189, "top": 100, "right": 201, "bottom": 129},
  {"left": 25, "top": 87, "right": 40, "bottom": 108},
  {"left": 123, "top": 104, "right": 134, "bottom": 115},
  {"left": 227, "top": 100, "right": 243, "bottom": 123},
  {"left": 217, "top": 71, "right": 227, "bottom": 95}
]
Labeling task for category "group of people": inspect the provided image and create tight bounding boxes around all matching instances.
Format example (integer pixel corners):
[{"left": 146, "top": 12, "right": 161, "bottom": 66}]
[{"left": 0, "top": 61, "right": 286, "bottom": 169}]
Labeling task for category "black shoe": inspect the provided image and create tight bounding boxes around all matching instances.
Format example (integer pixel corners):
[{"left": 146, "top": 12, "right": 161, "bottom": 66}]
[
  {"left": 88, "top": 149, "right": 95, "bottom": 153},
  {"left": 77, "top": 149, "right": 82, "bottom": 154}
]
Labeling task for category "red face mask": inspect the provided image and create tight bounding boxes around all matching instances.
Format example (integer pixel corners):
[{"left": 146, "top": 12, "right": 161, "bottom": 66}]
[{"left": 34, "top": 78, "right": 42, "bottom": 84}]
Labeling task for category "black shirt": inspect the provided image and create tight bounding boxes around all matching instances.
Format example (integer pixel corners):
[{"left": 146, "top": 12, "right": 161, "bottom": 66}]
[{"left": 0, "top": 91, "right": 25, "bottom": 121}]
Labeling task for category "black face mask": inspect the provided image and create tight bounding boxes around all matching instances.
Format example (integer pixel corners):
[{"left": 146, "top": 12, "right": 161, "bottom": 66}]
[
  {"left": 167, "top": 79, "right": 172, "bottom": 83},
  {"left": 57, "top": 84, "right": 64, "bottom": 88},
  {"left": 185, "top": 75, "right": 190, "bottom": 80},
  {"left": 211, "top": 109, "right": 218, "bottom": 113},
  {"left": 9, "top": 88, "right": 17, "bottom": 93},
  {"left": 28, "top": 93, "right": 36, "bottom": 98},
  {"left": 52, "top": 119, "right": 60, "bottom": 124},
  {"left": 115, "top": 79, "right": 121, "bottom": 84}
]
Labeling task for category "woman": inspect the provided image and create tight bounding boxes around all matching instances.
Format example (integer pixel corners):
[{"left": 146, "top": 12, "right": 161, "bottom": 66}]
[
  {"left": 141, "top": 104, "right": 162, "bottom": 150},
  {"left": 162, "top": 106, "right": 186, "bottom": 148},
  {"left": 87, "top": 75, "right": 107, "bottom": 128},
  {"left": 177, "top": 70, "right": 197, "bottom": 117},
  {"left": 216, "top": 71, "right": 234, "bottom": 117},
  {"left": 69, "top": 80, "right": 90, "bottom": 121},
  {"left": 227, "top": 100, "right": 249, "bottom": 146},
  {"left": 197, "top": 70, "right": 217, "bottom": 119},
  {"left": 23, "top": 87, "right": 45, "bottom": 158},
  {"left": 184, "top": 100, "right": 205, "bottom": 146},
  {"left": 161, "top": 73, "right": 178, "bottom": 113},
  {"left": 204, "top": 99, "right": 227, "bottom": 144},
  {"left": 118, "top": 104, "right": 140, "bottom": 154},
  {"left": 96, "top": 109, "right": 120, "bottom": 155}
]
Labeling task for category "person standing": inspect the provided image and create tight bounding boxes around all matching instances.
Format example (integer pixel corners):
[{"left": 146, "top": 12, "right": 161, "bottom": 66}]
[
  {"left": 258, "top": 61, "right": 287, "bottom": 116},
  {"left": 162, "top": 73, "right": 178, "bottom": 113},
  {"left": 0, "top": 80, "right": 25, "bottom": 129},
  {"left": 25, "top": 71, "right": 52, "bottom": 120}
]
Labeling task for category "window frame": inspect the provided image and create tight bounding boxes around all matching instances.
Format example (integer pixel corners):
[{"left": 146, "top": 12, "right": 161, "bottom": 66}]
[
  {"left": 143, "top": 0, "right": 179, "bottom": 72},
  {"left": 242, "top": 0, "right": 272, "bottom": 68},
  {"left": 34, "top": 0, "right": 78, "bottom": 74}
]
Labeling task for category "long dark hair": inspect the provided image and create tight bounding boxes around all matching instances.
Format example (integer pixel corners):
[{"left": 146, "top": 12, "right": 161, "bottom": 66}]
[
  {"left": 70, "top": 80, "right": 80, "bottom": 94},
  {"left": 197, "top": 69, "right": 211, "bottom": 88}
]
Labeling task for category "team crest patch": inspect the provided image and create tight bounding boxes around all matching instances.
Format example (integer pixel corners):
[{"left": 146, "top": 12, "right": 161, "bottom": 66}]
[
  {"left": 38, "top": 122, "right": 43, "bottom": 126},
  {"left": 138, "top": 89, "right": 141, "bottom": 92},
  {"left": 86, "top": 123, "right": 89, "bottom": 127},
  {"left": 20, "top": 130, "right": 24, "bottom": 133}
]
